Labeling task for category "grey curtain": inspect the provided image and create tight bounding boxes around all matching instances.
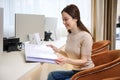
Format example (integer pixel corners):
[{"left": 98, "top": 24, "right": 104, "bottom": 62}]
[
  {"left": 103, "top": 0, "right": 117, "bottom": 50},
  {"left": 91, "top": 0, "right": 117, "bottom": 49}
]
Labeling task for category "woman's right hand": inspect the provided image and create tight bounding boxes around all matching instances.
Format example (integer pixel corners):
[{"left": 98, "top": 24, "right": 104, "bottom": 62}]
[{"left": 47, "top": 44, "right": 60, "bottom": 53}]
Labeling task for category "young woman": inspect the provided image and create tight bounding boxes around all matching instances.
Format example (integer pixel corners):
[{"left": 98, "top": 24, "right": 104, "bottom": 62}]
[{"left": 47, "top": 4, "right": 95, "bottom": 80}]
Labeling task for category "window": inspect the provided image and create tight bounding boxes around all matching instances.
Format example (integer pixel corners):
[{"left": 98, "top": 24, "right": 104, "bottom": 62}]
[{"left": 1, "top": 0, "right": 91, "bottom": 39}]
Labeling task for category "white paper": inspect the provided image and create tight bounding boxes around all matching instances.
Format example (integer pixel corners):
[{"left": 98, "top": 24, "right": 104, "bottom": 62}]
[{"left": 25, "top": 43, "right": 57, "bottom": 63}]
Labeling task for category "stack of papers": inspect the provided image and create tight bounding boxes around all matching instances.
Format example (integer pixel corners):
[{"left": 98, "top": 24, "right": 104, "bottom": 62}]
[{"left": 24, "top": 43, "right": 58, "bottom": 64}]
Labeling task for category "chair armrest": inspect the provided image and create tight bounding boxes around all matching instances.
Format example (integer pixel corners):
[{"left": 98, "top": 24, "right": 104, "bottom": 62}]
[
  {"left": 71, "top": 58, "right": 120, "bottom": 80},
  {"left": 102, "top": 76, "right": 120, "bottom": 80}
]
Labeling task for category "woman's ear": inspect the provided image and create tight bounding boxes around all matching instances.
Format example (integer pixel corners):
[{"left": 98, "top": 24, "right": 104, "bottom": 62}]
[{"left": 73, "top": 18, "right": 78, "bottom": 22}]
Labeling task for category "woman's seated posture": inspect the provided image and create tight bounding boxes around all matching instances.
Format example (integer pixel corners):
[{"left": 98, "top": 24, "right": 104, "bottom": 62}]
[{"left": 47, "top": 4, "right": 94, "bottom": 80}]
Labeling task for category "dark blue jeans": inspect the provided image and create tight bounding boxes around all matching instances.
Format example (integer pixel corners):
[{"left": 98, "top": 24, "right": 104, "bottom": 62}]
[{"left": 47, "top": 70, "right": 79, "bottom": 80}]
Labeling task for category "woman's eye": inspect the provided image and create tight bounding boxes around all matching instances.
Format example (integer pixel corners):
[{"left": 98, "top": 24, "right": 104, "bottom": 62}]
[{"left": 64, "top": 19, "right": 68, "bottom": 21}]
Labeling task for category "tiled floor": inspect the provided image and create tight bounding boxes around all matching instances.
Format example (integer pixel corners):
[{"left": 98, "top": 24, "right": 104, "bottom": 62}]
[{"left": 116, "top": 39, "right": 120, "bottom": 49}]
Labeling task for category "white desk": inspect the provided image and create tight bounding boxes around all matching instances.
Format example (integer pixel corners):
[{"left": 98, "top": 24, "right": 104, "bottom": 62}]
[
  {"left": 0, "top": 37, "right": 67, "bottom": 80},
  {"left": 0, "top": 51, "right": 41, "bottom": 80}
]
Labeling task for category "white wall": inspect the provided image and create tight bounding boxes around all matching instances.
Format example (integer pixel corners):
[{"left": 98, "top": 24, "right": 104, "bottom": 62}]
[{"left": 0, "top": 8, "right": 3, "bottom": 53}]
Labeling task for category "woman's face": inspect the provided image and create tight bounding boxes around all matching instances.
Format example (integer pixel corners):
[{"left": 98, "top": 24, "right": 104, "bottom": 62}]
[{"left": 62, "top": 11, "right": 77, "bottom": 30}]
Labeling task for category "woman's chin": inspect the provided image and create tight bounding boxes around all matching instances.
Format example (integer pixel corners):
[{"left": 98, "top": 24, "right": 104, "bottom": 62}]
[{"left": 66, "top": 28, "right": 71, "bottom": 30}]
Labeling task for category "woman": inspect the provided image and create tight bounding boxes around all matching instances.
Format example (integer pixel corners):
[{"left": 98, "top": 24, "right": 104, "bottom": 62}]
[{"left": 47, "top": 4, "right": 94, "bottom": 80}]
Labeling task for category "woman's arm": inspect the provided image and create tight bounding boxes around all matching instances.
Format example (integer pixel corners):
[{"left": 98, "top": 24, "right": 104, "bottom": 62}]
[
  {"left": 66, "top": 55, "right": 88, "bottom": 66},
  {"left": 56, "top": 54, "right": 88, "bottom": 66},
  {"left": 47, "top": 44, "right": 67, "bottom": 57}
]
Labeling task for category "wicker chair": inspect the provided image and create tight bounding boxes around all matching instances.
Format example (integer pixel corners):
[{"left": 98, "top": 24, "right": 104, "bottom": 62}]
[
  {"left": 71, "top": 50, "right": 120, "bottom": 80},
  {"left": 92, "top": 40, "right": 110, "bottom": 55}
]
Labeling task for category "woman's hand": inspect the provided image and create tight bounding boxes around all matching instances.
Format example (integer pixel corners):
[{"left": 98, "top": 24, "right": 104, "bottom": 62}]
[
  {"left": 55, "top": 56, "right": 68, "bottom": 65},
  {"left": 47, "top": 44, "right": 60, "bottom": 53}
]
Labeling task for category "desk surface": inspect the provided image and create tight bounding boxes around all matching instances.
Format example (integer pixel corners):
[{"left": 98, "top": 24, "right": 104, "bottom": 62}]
[
  {"left": 0, "top": 38, "right": 67, "bottom": 80},
  {"left": 0, "top": 51, "right": 41, "bottom": 80}
]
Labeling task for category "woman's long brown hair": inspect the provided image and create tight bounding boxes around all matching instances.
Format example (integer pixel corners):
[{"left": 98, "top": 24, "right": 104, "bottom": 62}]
[
  {"left": 61, "top": 4, "right": 94, "bottom": 40},
  {"left": 61, "top": 4, "right": 91, "bottom": 34}
]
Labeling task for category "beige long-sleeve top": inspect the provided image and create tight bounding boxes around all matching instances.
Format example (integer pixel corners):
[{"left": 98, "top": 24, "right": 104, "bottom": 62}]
[{"left": 65, "top": 30, "right": 95, "bottom": 70}]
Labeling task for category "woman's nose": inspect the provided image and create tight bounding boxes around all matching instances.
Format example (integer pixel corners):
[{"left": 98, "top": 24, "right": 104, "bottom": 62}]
[{"left": 63, "top": 21, "right": 66, "bottom": 25}]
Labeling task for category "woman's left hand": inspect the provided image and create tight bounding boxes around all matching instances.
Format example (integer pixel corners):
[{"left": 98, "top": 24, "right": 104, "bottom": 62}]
[{"left": 55, "top": 56, "right": 68, "bottom": 65}]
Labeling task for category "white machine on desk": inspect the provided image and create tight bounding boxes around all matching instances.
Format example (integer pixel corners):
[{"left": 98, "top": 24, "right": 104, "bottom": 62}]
[
  {"left": 28, "top": 33, "right": 42, "bottom": 45},
  {"left": 28, "top": 32, "right": 66, "bottom": 48}
]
